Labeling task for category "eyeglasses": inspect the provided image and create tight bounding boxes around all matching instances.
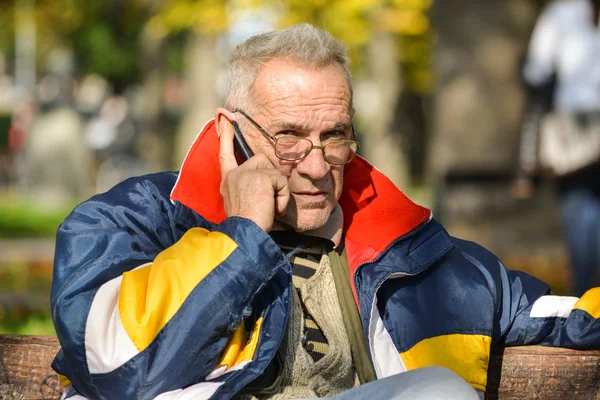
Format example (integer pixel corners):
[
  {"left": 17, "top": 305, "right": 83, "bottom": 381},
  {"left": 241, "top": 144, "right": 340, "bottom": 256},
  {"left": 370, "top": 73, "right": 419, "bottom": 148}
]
[{"left": 234, "top": 109, "right": 360, "bottom": 165}]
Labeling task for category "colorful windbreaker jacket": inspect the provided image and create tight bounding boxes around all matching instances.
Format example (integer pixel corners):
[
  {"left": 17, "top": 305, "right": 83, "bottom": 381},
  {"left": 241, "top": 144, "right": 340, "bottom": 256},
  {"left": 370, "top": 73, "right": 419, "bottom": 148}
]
[{"left": 51, "top": 120, "right": 600, "bottom": 400}]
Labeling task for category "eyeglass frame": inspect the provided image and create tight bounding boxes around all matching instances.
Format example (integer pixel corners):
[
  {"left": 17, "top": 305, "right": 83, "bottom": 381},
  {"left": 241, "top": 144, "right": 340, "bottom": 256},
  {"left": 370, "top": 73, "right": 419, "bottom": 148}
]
[{"left": 233, "top": 109, "right": 360, "bottom": 165}]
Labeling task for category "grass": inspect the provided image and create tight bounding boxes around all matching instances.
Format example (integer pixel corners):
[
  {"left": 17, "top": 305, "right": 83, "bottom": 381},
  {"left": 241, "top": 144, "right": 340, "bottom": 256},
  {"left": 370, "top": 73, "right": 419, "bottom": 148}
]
[
  {"left": 0, "top": 310, "right": 56, "bottom": 335},
  {"left": 0, "top": 194, "right": 66, "bottom": 334},
  {"left": 0, "top": 198, "right": 75, "bottom": 238},
  {"left": 0, "top": 258, "right": 55, "bottom": 335}
]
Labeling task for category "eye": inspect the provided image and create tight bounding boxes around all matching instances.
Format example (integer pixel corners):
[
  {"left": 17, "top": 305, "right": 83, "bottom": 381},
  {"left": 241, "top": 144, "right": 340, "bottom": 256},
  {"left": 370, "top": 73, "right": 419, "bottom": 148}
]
[{"left": 323, "top": 130, "right": 346, "bottom": 141}]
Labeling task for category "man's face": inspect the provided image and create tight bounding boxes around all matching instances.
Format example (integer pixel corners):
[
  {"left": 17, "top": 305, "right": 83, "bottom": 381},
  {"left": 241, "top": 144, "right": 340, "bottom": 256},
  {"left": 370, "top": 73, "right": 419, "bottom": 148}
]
[{"left": 243, "top": 58, "right": 353, "bottom": 232}]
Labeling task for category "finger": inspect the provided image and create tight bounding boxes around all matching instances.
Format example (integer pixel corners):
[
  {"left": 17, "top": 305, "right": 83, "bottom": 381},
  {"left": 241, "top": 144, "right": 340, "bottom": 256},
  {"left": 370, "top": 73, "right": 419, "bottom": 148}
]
[
  {"left": 219, "top": 121, "right": 238, "bottom": 176},
  {"left": 238, "top": 153, "right": 277, "bottom": 171},
  {"left": 271, "top": 174, "right": 290, "bottom": 216},
  {"left": 254, "top": 168, "right": 284, "bottom": 176}
]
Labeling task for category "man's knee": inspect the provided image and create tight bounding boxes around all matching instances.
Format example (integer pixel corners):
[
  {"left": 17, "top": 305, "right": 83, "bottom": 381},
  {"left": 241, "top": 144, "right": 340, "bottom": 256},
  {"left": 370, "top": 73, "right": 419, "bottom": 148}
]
[
  {"left": 329, "top": 367, "right": 480, "bottom": 400},
  {"left": 402, "top": 367, "right": 480, "bottom": 399}
]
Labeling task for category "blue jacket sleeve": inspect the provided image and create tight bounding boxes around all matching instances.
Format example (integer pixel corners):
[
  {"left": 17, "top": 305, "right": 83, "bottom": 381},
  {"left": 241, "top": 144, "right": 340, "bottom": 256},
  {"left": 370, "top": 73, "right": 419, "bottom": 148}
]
[
  {"left": 458, "top": 239, "right": 599, "bottom": 349},
  {"left": 50, "top": 174, "right": 289, "bottom": 399}
]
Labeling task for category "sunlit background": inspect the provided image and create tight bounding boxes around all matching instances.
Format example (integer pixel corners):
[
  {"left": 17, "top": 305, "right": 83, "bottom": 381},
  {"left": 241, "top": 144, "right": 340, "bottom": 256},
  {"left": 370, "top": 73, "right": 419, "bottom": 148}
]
[{"left": 0, "top": 0, "right": 563, "bottom": 336}]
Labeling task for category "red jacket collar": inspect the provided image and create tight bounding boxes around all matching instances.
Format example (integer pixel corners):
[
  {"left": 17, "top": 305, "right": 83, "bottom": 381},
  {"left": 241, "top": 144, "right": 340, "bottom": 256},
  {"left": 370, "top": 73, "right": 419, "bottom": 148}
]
[{"left": 171, "top": 120, "right": 431, "bottom": 272}]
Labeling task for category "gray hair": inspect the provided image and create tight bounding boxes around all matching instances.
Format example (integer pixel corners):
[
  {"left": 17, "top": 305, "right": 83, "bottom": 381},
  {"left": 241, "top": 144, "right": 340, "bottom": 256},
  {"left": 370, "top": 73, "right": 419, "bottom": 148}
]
[{"left": 225, "top": 23, "right": 351, "bottom": 112}]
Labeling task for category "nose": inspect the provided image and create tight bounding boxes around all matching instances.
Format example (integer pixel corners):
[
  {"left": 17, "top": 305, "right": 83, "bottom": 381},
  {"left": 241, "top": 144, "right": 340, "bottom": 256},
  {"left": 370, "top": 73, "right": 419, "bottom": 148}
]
[{"left": 295, "top": 146, "right": 330, "bottom": 180}]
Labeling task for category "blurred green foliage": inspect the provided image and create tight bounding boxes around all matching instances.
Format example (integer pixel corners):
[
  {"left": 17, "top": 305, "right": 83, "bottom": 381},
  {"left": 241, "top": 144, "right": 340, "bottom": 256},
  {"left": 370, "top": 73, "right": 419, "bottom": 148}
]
[
  {"left": 76, "top": 22, "right": 140, "bottom": 90},
  {"left": 149, "top": 0, "right": 435, "bottom": 93},
  {"left": 0, "top": 0, "right": 435, "bottom": 93},
  {"left": 272, "top": 0, "right": 435, "bottom": 92},
  {"left": 0, "top": 199, "right": 73, "bottom": 238},
  {"left": 0, "top": 257, "right": 55, "bottom": 335},
  {"left": 0, "top": 114, "right": 10, "bottom": 149},
  {"left": 0, "top": 311, "right": 55, "bottom": 335},
  {"left": 0, "top": 259, "right": 53, "bottom": 291}
]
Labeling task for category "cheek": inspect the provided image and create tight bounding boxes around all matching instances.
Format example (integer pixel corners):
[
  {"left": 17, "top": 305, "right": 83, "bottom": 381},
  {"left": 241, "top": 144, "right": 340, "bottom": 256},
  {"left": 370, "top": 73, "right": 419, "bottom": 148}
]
[{"left": 332, "top": 169, "right": 344, "bottom": 198}]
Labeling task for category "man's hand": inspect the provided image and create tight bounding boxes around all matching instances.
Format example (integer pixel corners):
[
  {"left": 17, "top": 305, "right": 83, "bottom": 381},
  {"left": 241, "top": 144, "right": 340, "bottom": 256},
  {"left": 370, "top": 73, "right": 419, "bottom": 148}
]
[{"left": 219, "top": 122, "right": 290, "bottom": 232}]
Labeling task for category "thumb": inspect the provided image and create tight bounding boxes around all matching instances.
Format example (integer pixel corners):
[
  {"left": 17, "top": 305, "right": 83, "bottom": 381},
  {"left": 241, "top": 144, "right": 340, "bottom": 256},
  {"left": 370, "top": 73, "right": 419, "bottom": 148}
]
[
  {"left": 272, "top": 174, "right": 290, "bottom": 216},
  {"left": 219, "top": 120, "right": 238, "bottom": 177}
]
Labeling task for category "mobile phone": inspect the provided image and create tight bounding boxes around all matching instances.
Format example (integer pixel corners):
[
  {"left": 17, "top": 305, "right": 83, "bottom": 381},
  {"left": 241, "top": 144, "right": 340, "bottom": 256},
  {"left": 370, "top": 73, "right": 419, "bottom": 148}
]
[{"left": 231, "top": 121, "right": 254, "bottom": 164}]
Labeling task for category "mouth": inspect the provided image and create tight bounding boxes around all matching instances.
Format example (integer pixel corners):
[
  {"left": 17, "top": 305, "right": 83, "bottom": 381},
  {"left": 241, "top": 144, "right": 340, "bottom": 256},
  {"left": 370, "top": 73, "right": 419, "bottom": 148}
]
[{"left": 293, "top": 191, "right": 329, "bottom": 201}]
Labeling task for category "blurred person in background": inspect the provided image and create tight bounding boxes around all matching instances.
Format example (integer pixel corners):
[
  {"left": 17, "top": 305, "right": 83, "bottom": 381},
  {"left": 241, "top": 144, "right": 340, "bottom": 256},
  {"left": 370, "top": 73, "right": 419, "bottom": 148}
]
[
  {"left": 84, "top": 94, "right": 137, "bottom": 164},
  {"left": 76, "top": 74, "right": 146, "bottom": 193},
  {"left": 50, "top": 24, "right": 599, "bottom": 400},
  {"left": 518, "top": 0, "right": 600, "bottom": 295},
  {"left": 4, "top": 97, "right": 32, "bottom": 185},
  {"left": 84, "top": 92, "right": 143, "bottom": 192},
  {"left": 20, "top": 74, "right": 91, "bottom": 205},
  {"left": 0, "top": 56, "right": 20, "bottom": 186}
]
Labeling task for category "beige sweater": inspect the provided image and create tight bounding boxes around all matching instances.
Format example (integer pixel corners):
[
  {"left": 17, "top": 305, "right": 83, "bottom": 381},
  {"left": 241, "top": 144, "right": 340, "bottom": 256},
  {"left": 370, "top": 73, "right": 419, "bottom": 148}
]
[
  {"left": 266, "top": 251, "right": 357, "bottom": 399},
  {"left": 236, "top": 252, "right": 357, "bottom": 400}
]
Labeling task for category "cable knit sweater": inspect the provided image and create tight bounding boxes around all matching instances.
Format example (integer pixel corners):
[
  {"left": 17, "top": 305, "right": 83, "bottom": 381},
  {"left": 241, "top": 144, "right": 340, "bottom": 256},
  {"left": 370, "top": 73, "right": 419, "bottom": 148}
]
[{"left": 236, "top": 250, "right": 358, "bottom": 400}]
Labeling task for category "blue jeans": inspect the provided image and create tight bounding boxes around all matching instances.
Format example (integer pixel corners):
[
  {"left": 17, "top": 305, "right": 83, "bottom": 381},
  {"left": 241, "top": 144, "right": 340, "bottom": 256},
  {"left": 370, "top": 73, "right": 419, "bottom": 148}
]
[
  {"left": 560, "top": 187, "right": 600, "bottom": 296},
  {"left": 303, "top": 367, "right": 480, "bottom": 400}
]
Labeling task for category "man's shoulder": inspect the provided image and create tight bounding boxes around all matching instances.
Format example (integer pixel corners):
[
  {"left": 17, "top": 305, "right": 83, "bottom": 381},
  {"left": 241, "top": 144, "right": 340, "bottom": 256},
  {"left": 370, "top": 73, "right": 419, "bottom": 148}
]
[
  {"left": 416, "top": 219, "right": 503, "bottom": 270},
  {"left": 60, "top": 171, "right": 217, "bottom": 236},
  {"left": 450, "top": 236, "right": 500, "bottom": 265},
  {"left": 87, "top": 171, "right": 179, "bottom": 205},
  {"left": 66, "top": 171, "right": 181, "bottom": 222},
  {"left": 111, "top": 171, "right": 180, "bottom": 194},
  {"left": 385, "top": 218, "right": 501, "bottom": 274}
]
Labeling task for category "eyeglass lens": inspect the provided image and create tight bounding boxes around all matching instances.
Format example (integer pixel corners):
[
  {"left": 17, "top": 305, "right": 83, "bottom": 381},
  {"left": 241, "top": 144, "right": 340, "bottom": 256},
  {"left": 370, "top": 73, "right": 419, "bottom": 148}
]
[{"left": 275, "top": 136, "right": 357, "bottom": 164}]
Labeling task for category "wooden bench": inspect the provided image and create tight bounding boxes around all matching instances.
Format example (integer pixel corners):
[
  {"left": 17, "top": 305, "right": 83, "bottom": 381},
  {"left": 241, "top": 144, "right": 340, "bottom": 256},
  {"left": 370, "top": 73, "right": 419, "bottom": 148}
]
[{"left": 1, "top": 335, "right": 599, "bottom": 399}]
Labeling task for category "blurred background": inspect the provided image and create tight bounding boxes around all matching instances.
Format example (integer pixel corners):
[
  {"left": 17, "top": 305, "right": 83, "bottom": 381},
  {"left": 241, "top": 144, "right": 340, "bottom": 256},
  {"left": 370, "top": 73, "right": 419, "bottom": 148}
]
[{"left": 0, "top": 0, "right": 570, "bottom": 335}]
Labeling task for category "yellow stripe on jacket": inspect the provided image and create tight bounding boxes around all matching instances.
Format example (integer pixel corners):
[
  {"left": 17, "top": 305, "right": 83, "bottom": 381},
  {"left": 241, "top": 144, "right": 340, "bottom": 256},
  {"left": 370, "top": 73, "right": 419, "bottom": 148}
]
[
  {"left": 119, "top": 228, "right": 238, "bottom": 352},
  {"left": 218, "top": 317, "right": 264, "bottom": 370},
  {"left": 575, "top": 287, "right": 600, "bottom": 319},
  {"left": 57, "top": 373, "right": 71, "bottom": 387},
  {"left": 400, "top": 333, "right": 491, "bottom": 392}
]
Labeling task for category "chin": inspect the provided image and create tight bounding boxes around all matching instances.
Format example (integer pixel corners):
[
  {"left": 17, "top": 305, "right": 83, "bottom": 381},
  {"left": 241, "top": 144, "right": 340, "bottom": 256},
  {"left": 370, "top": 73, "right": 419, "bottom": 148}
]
[{"left": 280, "top": 205, "right": 333, "bottom": 232}]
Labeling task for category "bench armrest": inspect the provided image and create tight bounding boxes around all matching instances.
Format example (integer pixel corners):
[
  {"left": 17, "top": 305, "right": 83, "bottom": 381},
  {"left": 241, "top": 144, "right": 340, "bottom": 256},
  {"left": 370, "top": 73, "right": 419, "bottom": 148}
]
[{"left": 1, "top": 335, "right": 599, "bottom": 399}]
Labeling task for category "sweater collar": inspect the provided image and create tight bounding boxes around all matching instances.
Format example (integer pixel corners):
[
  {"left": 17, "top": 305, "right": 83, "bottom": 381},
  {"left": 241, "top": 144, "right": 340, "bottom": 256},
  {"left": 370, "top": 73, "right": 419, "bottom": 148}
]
[{"left": 171, "top": 119, "right": 432, "bottom": 266}]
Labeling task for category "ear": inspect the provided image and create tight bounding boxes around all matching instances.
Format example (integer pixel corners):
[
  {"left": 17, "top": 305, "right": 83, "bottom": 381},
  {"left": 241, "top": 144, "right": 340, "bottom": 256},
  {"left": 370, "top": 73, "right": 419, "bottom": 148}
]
[{"left": 215, "top": 108, "right": 236, "bottom": 138}]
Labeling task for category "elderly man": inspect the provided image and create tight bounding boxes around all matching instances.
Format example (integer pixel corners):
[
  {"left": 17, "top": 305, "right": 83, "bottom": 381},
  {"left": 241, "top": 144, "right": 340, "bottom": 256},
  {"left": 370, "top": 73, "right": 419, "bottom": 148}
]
[{"left": 51, "top": 24, "right": 599, "bottom": 400}]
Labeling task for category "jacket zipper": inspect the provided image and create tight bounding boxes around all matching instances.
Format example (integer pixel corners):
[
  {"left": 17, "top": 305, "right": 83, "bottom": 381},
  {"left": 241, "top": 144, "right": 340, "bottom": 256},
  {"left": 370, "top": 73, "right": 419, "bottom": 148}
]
[{"left": 352, "top": 222, "right": 431, "bottom": 377}]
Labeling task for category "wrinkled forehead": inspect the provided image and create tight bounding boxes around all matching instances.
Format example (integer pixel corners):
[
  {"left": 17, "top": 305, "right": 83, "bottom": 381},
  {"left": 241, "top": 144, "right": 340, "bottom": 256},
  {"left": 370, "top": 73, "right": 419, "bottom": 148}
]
[{"left": 250, "top": 58, "right": 353, "bottom": 116}]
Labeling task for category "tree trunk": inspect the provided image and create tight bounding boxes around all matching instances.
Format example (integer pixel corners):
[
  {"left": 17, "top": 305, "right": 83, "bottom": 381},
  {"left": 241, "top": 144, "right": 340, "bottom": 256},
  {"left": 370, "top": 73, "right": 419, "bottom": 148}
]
[
  {"left": 139, "top": 27, "right": 169, "bottom": 171},
  {"left": 174, "top": 34, "right": 220, "bottom": 168},
  {"left": 429, "top": 0, "right": 541, "bottom": 179},
  {"left": 354, "top": 31, "right": 409, "bottom": 189}
]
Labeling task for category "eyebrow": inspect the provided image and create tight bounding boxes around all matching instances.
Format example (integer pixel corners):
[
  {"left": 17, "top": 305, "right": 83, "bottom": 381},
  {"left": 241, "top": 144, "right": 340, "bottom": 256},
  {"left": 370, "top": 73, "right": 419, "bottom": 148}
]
[
  {"left": 270, "top": 120, "right": 351, "bottom": 133},
  {"left": 329, "top": 122, "right": 352, "bottom": 131},
  {"left": 270, "top": 121, "right": 306, "bottom": 132}
]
